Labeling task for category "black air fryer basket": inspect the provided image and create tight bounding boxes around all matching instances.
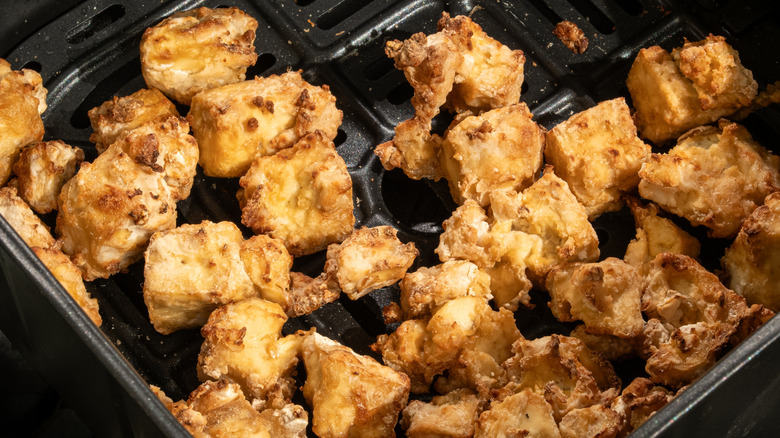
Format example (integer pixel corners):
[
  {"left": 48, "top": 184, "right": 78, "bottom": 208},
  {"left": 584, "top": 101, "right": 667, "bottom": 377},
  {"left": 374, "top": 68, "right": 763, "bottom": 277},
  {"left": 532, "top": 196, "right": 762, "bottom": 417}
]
[{"left": 2, "top": 0, "right": 780, "bottom": 436}]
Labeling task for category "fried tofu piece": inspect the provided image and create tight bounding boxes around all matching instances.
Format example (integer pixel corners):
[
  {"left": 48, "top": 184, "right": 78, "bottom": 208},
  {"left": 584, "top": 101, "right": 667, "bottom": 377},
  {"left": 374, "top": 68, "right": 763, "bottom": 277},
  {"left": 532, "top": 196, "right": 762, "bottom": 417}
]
[
  {"left": 639, "top": 121, "right": 780, "bottom": 238},
  {"left": 610, "top": 377, "right": 674, "bottom": 437},
  {"left": 325, "top": 226, "right": 418, "bottom": 300},
  {"left": 32, "top": 247, "right": 102, "bottom": 326},
  {"left": 375, "top": 117, "right": 444, "bottom": 181},
  {"left": 440, "top": 103, "right": 545, "bottom": 206},
  {"left": 544, "top": 98, "right": 650, "bottom": 218},
  {"left": 239, "top": 131, "right": 354, "bottom": 256},
  {"left": 547, "top": 258, "right": 644, "bottom": 338},
  {"left": 626, "top": 36, "right": 756, "bottom": 144},
  {"left": 474, "top": 388, "right": 561, "bottom": 438},
  {"left": 88, "top": 88, "right": 179, "bottom": 154},
  {"left": 9, "top": 140, "right": 84, "bottom": 214},
  {"left": 188, "top": 71, "right": 342, "bottom": 177},
  {"left": 0, "top": 58, "right": 47, "bottom": 186},
  {"left": 400, "top": 260, "right": 492, "bottom": 319},
  {"left": 285, "top": 271, "right": 341, "bottom": 317},
  {"left": 140, "top": 7, "right": 258, "bottom": 105},
  {"left": 0, "top": 187, "right": 56, "bottom": 249},
  {"left": 559, "top": 405, "right": 622, "bottom": 438},
  {"left": 198, "top": 298, "right": 304, "bottom": 409},
  {"left": 302, "top": 332, "right": 410, "bottom": 438},
  {"left": 569, "top": 325, "right": 636, "bottom": 362},
  {"left": 239, "top": 234, "right": 292, "bottom": 309},
  {"left": 553, "top": 21, "right": 588, "bottom": 54},
  {"left": 722, "top": 192, "right": 780, "bottom": 312},
  {"left": 142, "top": 221, "right": 259, "bottom": 334},
  {"left": 436, "top": 199, "right": 505, "bottom": 268},
  {"left": 401, "top": 389, "right": 482, "bottom": 438}
]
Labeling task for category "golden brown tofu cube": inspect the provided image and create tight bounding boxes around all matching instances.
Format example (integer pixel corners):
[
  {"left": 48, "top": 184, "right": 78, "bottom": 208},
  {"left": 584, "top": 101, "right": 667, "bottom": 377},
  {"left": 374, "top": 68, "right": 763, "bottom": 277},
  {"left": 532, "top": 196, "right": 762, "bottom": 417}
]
[
  {"left": 198, "top": 298, "right": 303, "bottom": 409},
  {"left": 302, "top": 332, "right": 410, "bottom": 438},
  {"left": 569, "top": 324, "right": 636, "bottom": 362},
  {"left": 9, "top": 140, "right": 84, "bottom": 214},
  {"left": 401, "top": 389, "right": 481, "bottom": 438},
  {"left": 0, "top": 58, "right": 46, "bottom": 186},
  {"left": 142, "top": 221, "right": 259, "bottom": 334},
  {"left": 400, "top": 260, "right": 491, "bottom": 319},
  {"left": 475, "top": 389, "right": 561, "bottom": 438},
  {"left": 188, "top": 71, "right": 342, "bottom": 178},
  {"left": 609, "top": 377, "right": 673, "bottom": 436},
  {"left": 722, "top": 192, "right": 780, "bottom": 312},
  {"left": 375, "top": 116, "right": 444, "bottom": 181},
  {"left": 544, "top": 98, "right": 650, "bottom": 218},
  {"left": 441, "top": 103, "right": 545, "bottom": 207},
  {"left": 638, "top": 121, "right": 780, "bottom": 238},
  {"left": 239, "top": 234, "right": 293, "bottom": 309},
  {"left": 558, "top": 405, "right": 622, "bottom": 438},
  {"left": 325, "top": 226, "right": 418, "bottom": 300},
  {"left": 285, "top": 271, "right": 341, "bottom": 317},
  {"left": 32, "top": 247, "right": 102, "bottom": 326},
  {"left": 140, "top": 7, "right": 258, "bottom": 105},
  {"left": 239, "top": 131, "right": 354, "bottom": 256},
  {"left": 435, "top": 199, "right": 505, "bottom": 268},
  {"left": 0, "top": 187, "right": 56, "bottom": 249}
]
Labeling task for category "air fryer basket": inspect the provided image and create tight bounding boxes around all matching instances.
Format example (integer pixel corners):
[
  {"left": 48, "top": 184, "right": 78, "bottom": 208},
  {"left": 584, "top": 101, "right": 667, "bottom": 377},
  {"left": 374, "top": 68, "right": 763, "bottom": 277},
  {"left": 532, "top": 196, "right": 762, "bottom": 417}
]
[{"left": 1, "top": 0, "right": 780, "bottom": 436}]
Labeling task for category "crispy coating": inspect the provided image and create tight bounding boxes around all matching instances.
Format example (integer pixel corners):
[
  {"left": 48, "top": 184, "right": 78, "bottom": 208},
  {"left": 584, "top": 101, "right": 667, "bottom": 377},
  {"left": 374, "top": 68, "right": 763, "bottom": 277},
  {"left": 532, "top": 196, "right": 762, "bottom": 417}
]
[
  {"left": 400, "top": 260, "right": 492, "bottom": 320},
  {"left": 302, "top": 332, "right": 410, "bottom": 438},
  {"left": 188, "top": 71, "right": 342, "bottom": 177},
  {"left": 722, "top": 192, "right": 780, "bottom": 312},
  {"left": 375, "top": 117, "right": 444, "bottom": 181},
  {"left": 88, "top": 88, "right": 179, "bottom": 153},
  {"left": 485, "top": 258, "right": 534, "bottom": 311},
  {"left": 239, "top": 234, "right": 293, "bottom": 309},
  {"left": 142, "top": 221, "right": 259, "bottom": 334},
  {"left": 0, "top": 187, "right": 56, "bottom": 249},
  {"left": 610, "top": 377, "right": 674, "bottom": 438},
  {"left": 401, "top": 389, "right": 482, "bottom": 438},
  {"left": 0, "top": 58, "right": 47, "bottom": 186},
  {"left": 544, "top": 98, "right": 650, "bottom": 219},
  {"left": 436, "top": 199, "right": 505, "bottom": 268},
  {"left": 559, "top": 405, "right": 622, "bottom": 438},
  {"left": 553, "top": 21, "right": 589, "bottom": 54},
  {"left": 239, "top": 131, "right": 354, "bottom": 256},
  {"left": 569, "top": 324, "right": 636, "bottom": 362},
  {"left": 638, "top": 121, "right": 780, "bottom": 238},
  {"left": 474, "top": 388, "right": 561, "bottom": 438},
  {"left": 547, "top": 258, "right": 644, "bottom": 338},
  {"left": 626, "top": 36, "right": 756, "bottom": 144},
  {"left": 198, "top": 298, "right": 304, "bottom": 409},
  {"left": 140, "top": 7, "right": 258, "bottom": 105},
  {"left": 286, "top": 271, "right": 341, "bottom": 317},
  {"left": 32, "top": 247, "right": 101, "bottom": 326},
  {"left": 440, "top": 103, "right": 545, "bottom": 206},
  {"left": 325, "top": 226, "right": 418, "bottom": 300},
  {"left": 151, "top": 385, "right": 208, "bottom": 437},
  {"left": 9, "top": 140, "right": 84, "bottom": 214}
]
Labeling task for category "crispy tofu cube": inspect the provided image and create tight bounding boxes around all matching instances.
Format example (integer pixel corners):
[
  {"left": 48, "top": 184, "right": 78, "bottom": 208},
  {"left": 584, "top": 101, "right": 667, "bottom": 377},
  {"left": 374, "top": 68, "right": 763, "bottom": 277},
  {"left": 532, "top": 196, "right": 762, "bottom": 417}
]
[
  {"left": 9, "top": 140, "right": 84, "bottom": 214},
  {"left": 325, "top": 226, "right": 418, "bottom": 300},
  {"left": 239, "top": 234, "right": 293, "bottom": 309},
  {"left": 558, "top": 405, "right": 622, "bottom": 438},
  {"left": 610, "top": 377, "right": 673, "bottom": 436},
  {"left": 440, "top": 103, "right": 545, "bottom": 206},
  {"left": 285, "top": 271, "right": 341, "bottom": 317},
  {"left": 140, "top": 7, "right": 258, "bottom": 105},
  {"left": 88, "top": 88, "right": 179, "bottom": 153},
  {"left": 0, "top": 187, "right": 56, "bottom": 249},
  {"left": 33, "top": 247, "right": 102, "bottom": 326},
  {"left": 544, "top": 98, "right": 650, "bottom": 218},
  {"left": 142, "top": 221, "right": 259, "bottom": 334},
  {"left": 569, "top": 324, "right": 636, "bottom": 362},
  {"left": 638, "top": 121, "right": 780, "bottom": 238},
  {"left": 198, "top": 298, "right": 303, "bottom": 409},
  {"left": 475, "top": 389, "right": 561, "bottom": 438},
  {"left": 302, "top": 332, "right": 410, "bottom": 438},
  {"left": 400, "top": 260, "right": 491, "bottom": 319},
  {"left": 239, "top": 131, "right": 355, "bottom": 256},
  {"left": 375, "top": 116, "right": 444, "bottom": 181},
  {"left": 435, "top": 199, "right": 505, "bottom": 268},
  {"left": 401, "top": 389, "right": 481, "bottom": 438},
  {"left": 188, "top": 71, "right": 342, "bottom": 177}
]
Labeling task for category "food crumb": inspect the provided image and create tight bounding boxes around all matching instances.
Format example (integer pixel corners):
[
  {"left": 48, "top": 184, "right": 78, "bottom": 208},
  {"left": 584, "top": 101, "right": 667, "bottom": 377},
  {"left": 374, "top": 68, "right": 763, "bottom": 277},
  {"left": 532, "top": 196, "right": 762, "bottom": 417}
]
[{"left": 553, "top": 20, "right": 589, "bottom": 54}]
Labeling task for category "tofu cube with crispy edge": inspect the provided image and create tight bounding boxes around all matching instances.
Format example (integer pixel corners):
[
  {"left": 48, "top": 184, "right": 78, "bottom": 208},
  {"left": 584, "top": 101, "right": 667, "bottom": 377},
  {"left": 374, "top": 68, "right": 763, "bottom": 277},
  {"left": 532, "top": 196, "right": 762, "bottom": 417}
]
[
  {"left": 33, "top": 247, "right": 102, "bottom": 326},
  {"left": 638, "top": 121, "right": 780, "bottom": 238},
  {"left": 142, "top": 221, "right": 259, "bottom": 334},
  {"left": 239, "top": 131, "right": 355, "bottom": 256},
  {"left": 140, "top": 7, "right": 258, "bottom": 105},
  {"left": 722, "top": 192, "right": 780, "bottom": 312},
  {"left": 302, "top": 331, "right": 411, "bottom": 438},
  {"left": 188, "top": 71, "right": 343, "bottom": 177},
  {"left": 239, "top": 234, "right": 293, "bottom": 308},
  {"left": 401, "top": 389, "right": 481, "bottom": 438},
  {"left": 558, "top": 405, "right": 623, "bottom": 438},
  {"left": 400, "top": 260, "right": 492, "bottom": 319},
  {"left": 198, "top": 297, "right": 304, "bottom": 409},
  {"left": 626, "top": 36, "right": 757, "bottom": 144},
  {"left": 325, "top": 226, "right": 418, "bottom": 300},
  {"left": 474, "top": 389, "right": 561, "bottom": 438},
  {"left": 9, "top": 140, "right": 84, "bottom": 214},
  {"left": 0, "top": 187, "right": 56, "bottom": 249},
  {"left": 440, "top": 103, "right": 545, "bottom": 207},
  {"left": 0, "top": 58, "right": 46, "bottom": 186},
  {"left": 546, "top": 258, "right": 644, "bottom": 338},
  {"left": 88, "top": 88, "right": 179, "bottom": 153},
  {"left": 610, "top": 377, "right": 674, "bottom": 436},
  {"left": 544, "top": 98, "right": 650, "bottom": 219}
]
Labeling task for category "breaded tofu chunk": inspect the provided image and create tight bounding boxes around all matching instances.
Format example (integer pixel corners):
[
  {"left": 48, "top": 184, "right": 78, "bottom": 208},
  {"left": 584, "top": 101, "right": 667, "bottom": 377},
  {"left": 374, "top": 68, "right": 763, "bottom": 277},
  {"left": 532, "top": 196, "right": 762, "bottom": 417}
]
[
  {"left": 569, "top": 324, "right": 636, "bottom": 362},
  {"left": 140, "top": 7, "right": 258, "bottom": 105},
  {"left": 285, "top": 271, "right": 341, "bottom": 317},
  {"left": 142, "top": 221, "right": 259, "bottom": 334},
  {"left": 325, "top": 226, "right": 418, "bottom": 300},
  {"left": 32, "top": 247, "right": 102, "bottom": 326},
  {"left": 0, "top": 187, "right": 57, "bottom": 249},
  {"left": 198, "top": 298, "right": 304, "bottom": 409},
  {"left": 638, "top": 121, "right": 780, "bottom": 238},
  {"left": 436, "top": 199, "right": 505, "bottom": 268},
  {"left": 9, "top": 140, "right": 84, "bottom": 214},
  {"left": 302, "top": 332, "right": 411, "bottom": 438},
  {"left": 88, "top": 88, "right": 179, "bottom": 153},
  {"left": 626, "top": 36, "right": 756, "bottom": 144},
  {"left": 546, "top": 258, "right": 644, "bottom": 338},
  {"left": 558, "top": 405, "right": 622, "bottom": 438},
  {"left": 440, "top": 103, "right": 545, "bottom": 206},
  {"left": 188, "top": 71, "right": 342, "bottom": 177},
  {"left": 239, "top": 234, "right": 292, "bottom": 309},
  {"left": 722, "top": 192, "right": 780, "bottom": 312},
  {"left": 375, "top": 117, "right": 444, "bottom": 181},
  {"left": 610, "top": 377, "right": 674, "bottom": 436},
  {"left": 544, "top": 98, "right": 650, "bottom": 218},
  {"left": 0, "top": 58, "right": 47, "bottom": 186},
  {"left": 474, "top": 389, "right": 561, "bottom": 438},
  {"left": 401, "top": 389, "right": 481, "bottom": 438},
  {"left": 400, "top": 260, "right": 492, "bottom": 319},
  {"left": 239, "top": 131, "right": 354, "bottom": 256}
]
